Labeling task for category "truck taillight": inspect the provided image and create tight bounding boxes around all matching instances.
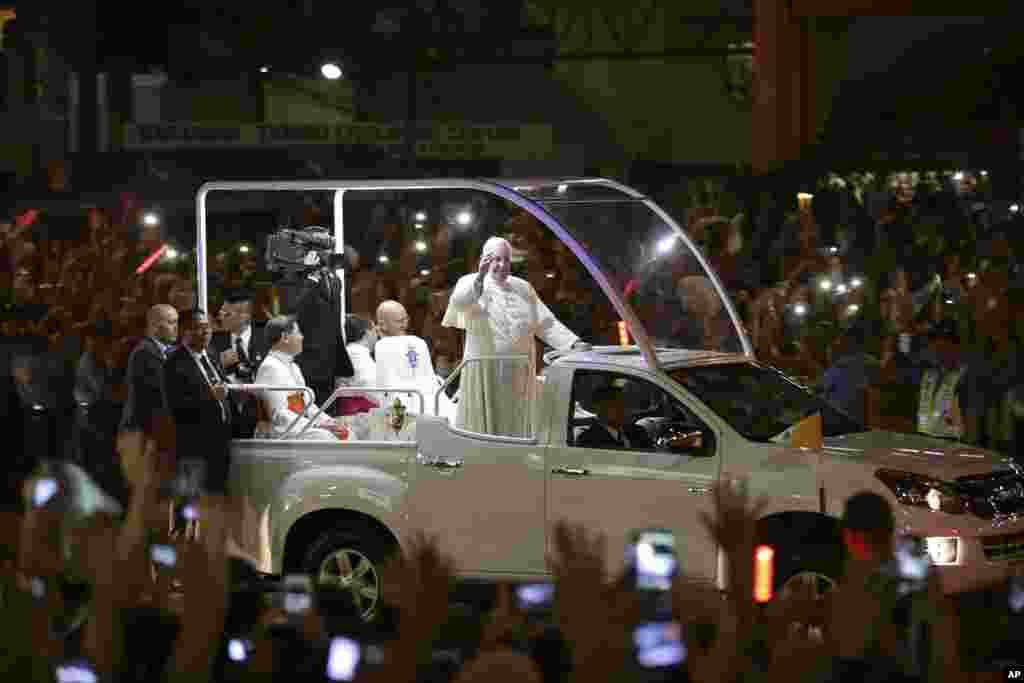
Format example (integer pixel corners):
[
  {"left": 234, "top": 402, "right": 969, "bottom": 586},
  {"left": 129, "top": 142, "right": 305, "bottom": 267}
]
[{"left": 754, "top": 545, "right": 774, "bottom": 603}]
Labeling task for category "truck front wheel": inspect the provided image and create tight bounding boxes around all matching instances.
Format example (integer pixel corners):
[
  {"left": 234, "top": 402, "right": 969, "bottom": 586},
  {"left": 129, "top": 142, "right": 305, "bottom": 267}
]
[{"left": 301, "top": 525, "right": 396, "bottom": 622}]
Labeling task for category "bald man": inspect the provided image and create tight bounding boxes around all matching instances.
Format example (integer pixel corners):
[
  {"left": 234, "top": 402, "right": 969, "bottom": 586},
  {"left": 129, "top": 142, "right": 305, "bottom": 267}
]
[
  {"left": 120, "top": 304, "right": 178, "bottom": 432},
  {"left": 443, "top": 236, "right": 588, "bottom": 437},
  {"left": 376, "top": 300, "right": 410, "bottom": 338}
]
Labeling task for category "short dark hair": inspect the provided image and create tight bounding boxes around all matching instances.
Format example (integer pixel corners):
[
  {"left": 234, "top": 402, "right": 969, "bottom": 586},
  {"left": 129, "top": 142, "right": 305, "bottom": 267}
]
[
  {"left": 842, "top": 491, "right": 894, "bottom": 542},
  {"left": 178, "top": 309, "right": 209, "bottom": 331},
  {"left": 344, "top": 314, "right": 373, "bottom": 344},
  {"left": 223, "top": 289, "right": 254, "bottom": 305},
  {"left": 265, "top": 315, "right": 297, "bottom": 348}
]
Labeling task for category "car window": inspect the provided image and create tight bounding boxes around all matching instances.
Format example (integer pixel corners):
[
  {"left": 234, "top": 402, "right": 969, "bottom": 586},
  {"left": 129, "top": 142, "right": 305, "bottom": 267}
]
[
  {"left": 569, "top": 370, "right": 707, "bottom": 450},
  {"left": 668, "top": 363, "right": 864, "bottom": 442}
]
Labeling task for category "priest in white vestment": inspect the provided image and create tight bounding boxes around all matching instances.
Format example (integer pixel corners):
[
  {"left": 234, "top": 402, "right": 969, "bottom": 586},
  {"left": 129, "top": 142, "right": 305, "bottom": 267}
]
[
  {"left": 255, "top": 316, "right": 352, "bottom": 440},
  {"left": 442, "top": 237, "right": 589, "bottom": 437}
]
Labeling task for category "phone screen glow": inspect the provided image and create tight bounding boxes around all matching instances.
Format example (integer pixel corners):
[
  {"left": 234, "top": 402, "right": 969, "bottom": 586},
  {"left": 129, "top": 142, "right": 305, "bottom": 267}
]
[
  {"left": 634, "top": 531, "right": 677, "bottom": 591},
  {"left": 634, "top": 622, "right": 686, "bottom": 668},
  {"left": 516, "top": 582, "right": 555, "bottom": 608},
  {"left": 34, "top": 478, "right": 59, "bottom": 507},
  {"left": 327, "top": 637, "right": 361, "bottom": 681}
]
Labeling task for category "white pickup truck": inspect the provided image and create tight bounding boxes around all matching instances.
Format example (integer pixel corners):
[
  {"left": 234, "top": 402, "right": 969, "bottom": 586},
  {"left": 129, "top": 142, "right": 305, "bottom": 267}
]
[{"left": 194, "top": 178, "right": 1024, "bottom": 620}]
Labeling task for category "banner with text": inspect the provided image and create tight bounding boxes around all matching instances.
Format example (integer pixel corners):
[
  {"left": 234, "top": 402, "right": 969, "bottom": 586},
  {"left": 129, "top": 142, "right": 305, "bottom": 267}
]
[{"left": 123, "top": 122, "right": 552, "bottom": 160}]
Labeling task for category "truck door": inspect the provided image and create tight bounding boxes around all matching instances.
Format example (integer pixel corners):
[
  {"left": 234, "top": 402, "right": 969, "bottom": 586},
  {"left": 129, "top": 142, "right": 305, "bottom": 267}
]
[
  {"left": 409, "top": 413, "right": 548, "bottom": 576},
  {"left": 547, "top": 370, "right": 720, "bottom": 582}
]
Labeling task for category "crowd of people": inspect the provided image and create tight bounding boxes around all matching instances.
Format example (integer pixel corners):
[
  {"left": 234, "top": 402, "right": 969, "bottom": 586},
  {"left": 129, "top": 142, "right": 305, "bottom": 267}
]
[{"left": 2, "top": 176, "right": 1024, "bottom": 681}]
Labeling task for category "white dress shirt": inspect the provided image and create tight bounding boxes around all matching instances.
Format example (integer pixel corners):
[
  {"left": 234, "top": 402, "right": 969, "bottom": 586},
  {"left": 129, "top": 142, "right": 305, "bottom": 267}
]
[
  {"left": 190, "top": 350, "right": 229, "bottom": 422},
  {"left": 254, "top": 350, "right": 335, "bottom": 440},
  {"left": 231, "top": 324, "right": 253, "bottom": 359}
]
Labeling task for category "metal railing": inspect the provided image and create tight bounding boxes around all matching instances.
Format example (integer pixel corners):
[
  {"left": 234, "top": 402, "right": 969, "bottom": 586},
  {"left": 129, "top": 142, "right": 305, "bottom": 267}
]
[
  {"left": 298, "top": 386, "right": 426, "bottom": 439},
  {"left": 225, "top": 384, "right": 315, "bottom": 439},
  {"left": 433, "top": 354, "right": 531, "bottom": 417}
]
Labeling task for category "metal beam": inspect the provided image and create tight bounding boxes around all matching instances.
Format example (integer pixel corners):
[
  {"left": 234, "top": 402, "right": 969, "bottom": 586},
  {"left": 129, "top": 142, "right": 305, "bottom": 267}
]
[{"left": 790, "top": 0, "right": 1016, "bottom": 17}]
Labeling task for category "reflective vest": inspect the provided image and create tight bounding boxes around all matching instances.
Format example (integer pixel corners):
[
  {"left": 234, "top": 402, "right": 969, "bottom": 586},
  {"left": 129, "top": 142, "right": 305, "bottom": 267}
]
[{"left": 917, "top": 367, "right": 965, "bottom": 439}]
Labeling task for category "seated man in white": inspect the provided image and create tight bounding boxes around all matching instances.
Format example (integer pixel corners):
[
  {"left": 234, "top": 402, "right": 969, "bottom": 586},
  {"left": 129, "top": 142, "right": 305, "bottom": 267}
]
[
  {"left": 255, "top": 315, "right": 351, "bottom": 440},
  {"left": 336, "top": 314, "right": 379, "bottom": 415},
  {"left": 375, "top": 334, "right": 456, "bottom": 421}
]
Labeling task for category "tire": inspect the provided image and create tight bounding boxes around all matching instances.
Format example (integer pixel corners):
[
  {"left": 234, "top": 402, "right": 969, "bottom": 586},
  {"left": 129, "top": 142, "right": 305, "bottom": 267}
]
[
  {"left": 300, "top": 523, "right": 397, "bottom": 622},
  {"left": 769, "top": 538, "right": 843, "bottom": 637}
]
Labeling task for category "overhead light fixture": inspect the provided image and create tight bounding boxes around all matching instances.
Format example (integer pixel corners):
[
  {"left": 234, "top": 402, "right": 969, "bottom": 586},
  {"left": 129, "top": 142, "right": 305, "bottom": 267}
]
[
  {"left": 850, "top": 277, "right": 863, "bottom": 289},
  {"left": 378, "top": 254, "right": 389, "bottom": 264},
  {"left": 165, "top": 247, "right": 179, "bottom": 260},
  {"left": 455, "top": 210, "right": 473, "bottom": 226},
  {"left": 793, "top": 303, "right": 807, "bottom": 316},
  {"left": 259, "top": 66, "right": 270, "bottom": 74},
  {"left": 414, "top": 211, "right": 427, "bottom": 222},
  {"left": 1011, "top": 203, "right": 1020, "bottom": 214},
  {"left": 847, "top": 304, "right": 859, "bottom": 314},
  {"left": 414, "top": 223, "right": 425, "bottom": 230},
  {"left": 656, "top": 235, "right": 676, "bottom": 254},
  {"left": 321, "top": 62, "right": 343, "bottom": 80},
  {"left": 953, "top": 171, "right": 965, "bottom": 182},
  {"left": 420, "top": 269, "right": 430, "bottom": 277},
  {"left": 239, "top": 244, "right": 250, "bottom": 253},
  {"left": 556, "top": 184, "right": 568, "bottom": 194},
  {"left": 142, "top": 212, "right": 160, "bottom": 226},
  {"left": 819, "top": 278, "right": 832, "bottom": 292}
]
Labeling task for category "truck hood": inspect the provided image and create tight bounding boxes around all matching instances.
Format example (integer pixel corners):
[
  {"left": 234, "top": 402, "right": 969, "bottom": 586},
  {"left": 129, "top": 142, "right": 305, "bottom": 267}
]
[{"left": 821, "top": 431, "right": 1018, "bottom": 481}]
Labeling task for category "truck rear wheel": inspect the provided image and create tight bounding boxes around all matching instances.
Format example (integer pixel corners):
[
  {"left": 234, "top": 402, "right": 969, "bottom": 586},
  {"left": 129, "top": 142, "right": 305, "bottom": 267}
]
[
  {"left": 771, "top": 542, "right": 842, "bottom": 639},
  {"left": 301, "top": 524, "right": 396, "bottom": 622}
]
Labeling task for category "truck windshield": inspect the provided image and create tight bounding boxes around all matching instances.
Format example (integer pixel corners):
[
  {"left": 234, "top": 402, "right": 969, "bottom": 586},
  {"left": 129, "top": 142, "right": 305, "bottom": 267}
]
[
  {"left": 509, "top": 181, "right": 746, "bottom": 356},
  {"left": 668, "top": 364, "right": 864, "bottom": 442}
]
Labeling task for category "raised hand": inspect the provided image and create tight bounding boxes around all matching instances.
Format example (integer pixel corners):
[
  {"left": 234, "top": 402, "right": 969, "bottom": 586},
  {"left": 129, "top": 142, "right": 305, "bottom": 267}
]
[{"left": 548, "top": 520, "right": 642, "bottom": 682}]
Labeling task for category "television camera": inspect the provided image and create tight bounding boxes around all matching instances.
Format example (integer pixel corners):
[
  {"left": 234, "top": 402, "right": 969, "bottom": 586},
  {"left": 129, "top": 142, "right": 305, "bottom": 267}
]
[{"left": 265, "top": 226, "right": 341, "bottom": 278}]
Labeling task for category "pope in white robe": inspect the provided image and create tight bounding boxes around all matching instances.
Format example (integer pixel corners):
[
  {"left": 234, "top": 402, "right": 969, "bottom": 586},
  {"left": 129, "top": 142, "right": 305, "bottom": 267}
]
[{"left": 443, "top": 237, "right": 587, "bottom": 437}]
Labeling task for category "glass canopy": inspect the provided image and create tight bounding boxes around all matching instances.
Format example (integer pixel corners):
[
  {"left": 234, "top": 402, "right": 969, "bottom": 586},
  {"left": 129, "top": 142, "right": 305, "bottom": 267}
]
[{"left": 194, "top": 177, "right": 751, "bottom": 372}]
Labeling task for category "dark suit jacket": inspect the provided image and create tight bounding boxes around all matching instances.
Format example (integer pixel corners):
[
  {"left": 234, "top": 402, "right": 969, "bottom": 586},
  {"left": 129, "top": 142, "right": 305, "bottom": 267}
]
[
  {"left": 163, "top": 346, "right": 233, "bottom": 492},
  {"left": 293, "top": 271, "right": 354, "bottom": 405},
  {"left": 210, "top": 324, "right": 266, "bottom": 438},
  {"left": 576, "top": 422, "right": 653, "bottom": 450},
  {"left": 120, "top": 337, "right": 168, "bottom": 432},
  {"left": 210, "top": 323, "right": 268, "bottom": 380}
]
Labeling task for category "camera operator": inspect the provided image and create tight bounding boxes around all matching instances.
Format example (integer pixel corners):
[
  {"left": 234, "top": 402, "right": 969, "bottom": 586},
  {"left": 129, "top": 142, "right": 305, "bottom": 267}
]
[{"left": 266, "top": 227, "right": 354, "bottom": 413}]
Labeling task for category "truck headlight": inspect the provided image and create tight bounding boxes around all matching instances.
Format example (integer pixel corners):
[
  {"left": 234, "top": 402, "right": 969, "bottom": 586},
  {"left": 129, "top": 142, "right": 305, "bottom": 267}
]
[{"left": 875, "top": 469, "right": 965, "bottom": 514}]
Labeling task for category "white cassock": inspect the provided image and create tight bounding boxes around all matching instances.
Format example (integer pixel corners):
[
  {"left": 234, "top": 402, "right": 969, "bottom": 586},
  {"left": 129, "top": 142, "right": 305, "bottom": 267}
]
[
  {"left": 254, "top": 351, "right": 339, "bottom": 440},
  {"left": 443, "top": 274, "right": 578, "bottom": 437},
  {"left": 375, "top": 335, "right": 457, "bottom": 421}
]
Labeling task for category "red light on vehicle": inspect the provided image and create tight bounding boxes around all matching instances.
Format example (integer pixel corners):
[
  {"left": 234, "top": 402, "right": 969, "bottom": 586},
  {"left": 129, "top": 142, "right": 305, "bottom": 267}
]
[
  {"left": 136, "top": 243, "right": 169, "bottom": 274},
  {"left": 754, "top": 545, "right": 774, "bottom": 603}
]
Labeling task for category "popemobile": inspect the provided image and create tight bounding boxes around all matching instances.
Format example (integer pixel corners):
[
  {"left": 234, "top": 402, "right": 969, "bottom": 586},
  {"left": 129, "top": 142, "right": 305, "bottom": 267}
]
[{"left": 188, "top": 177, "right": 1024, "bottom": 621}]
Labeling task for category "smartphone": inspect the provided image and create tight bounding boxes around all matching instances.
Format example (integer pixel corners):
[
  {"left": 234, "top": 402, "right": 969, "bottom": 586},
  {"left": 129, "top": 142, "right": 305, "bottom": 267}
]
[
  {"left": 30, "top": 576, "right": 46, "bottom": 600},
  {"left": 150, "top": 544, "right": 177, "bottom": 568},
  {"left": 1010, "top": 576, "right": 1024, "bottom": 614},
  {"left": 895, "top": 537, "right": 931, "bottom": 584},
  {"left": 516, "top": 582, "right": 555, "bottom": 612},
  {"left": 629, "top": 529, "right": 678, "bottom": 591},
  {"left": 181, "top": 502, "right": 199, "bottom": 521},
  {"left": 633, "top": 621, "right": 687, "bottom": 669},
  {"left": 283, "top": 574, "right": 313, "bottom": 615},
  {"left": 55, "top": 659, "right": 98, "bottom": 683},
  {"left": 227, "top": 638, "right": 252, "bottom": 663},
  {"left": 327, "top": 637, "right": 361, "bottom": 682},
  {"left": 33, "top": 477, "right": 59, "bottom": 507}
]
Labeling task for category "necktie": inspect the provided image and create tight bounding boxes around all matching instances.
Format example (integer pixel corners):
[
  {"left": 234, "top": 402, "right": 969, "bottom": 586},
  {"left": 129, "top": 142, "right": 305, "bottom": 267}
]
[{"left": 199, "top": 354, "right": 229, "bottom": 423}]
